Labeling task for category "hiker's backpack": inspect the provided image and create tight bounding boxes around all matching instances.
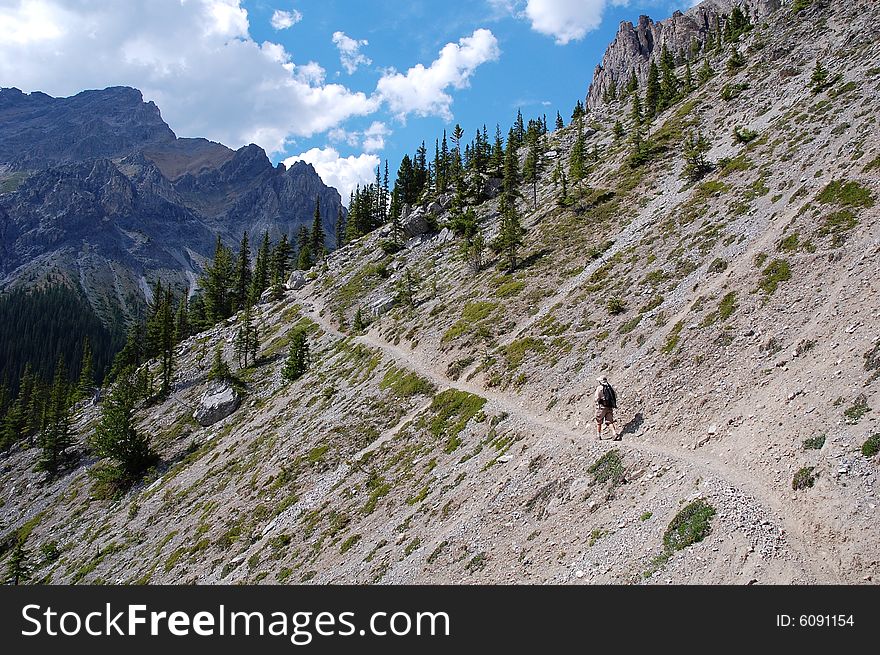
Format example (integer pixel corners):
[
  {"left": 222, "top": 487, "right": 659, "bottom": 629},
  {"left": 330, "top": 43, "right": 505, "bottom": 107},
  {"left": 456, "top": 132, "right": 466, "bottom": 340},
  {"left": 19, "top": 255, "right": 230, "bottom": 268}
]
[{"left": 601, "top": 383, "right": 618, "bottom": 409}]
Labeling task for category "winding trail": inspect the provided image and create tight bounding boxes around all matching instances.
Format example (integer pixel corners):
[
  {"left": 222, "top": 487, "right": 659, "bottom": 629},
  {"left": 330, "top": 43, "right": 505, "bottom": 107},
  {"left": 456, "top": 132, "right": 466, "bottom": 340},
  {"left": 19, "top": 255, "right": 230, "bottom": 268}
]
[{"left": 295, "top": 290, "right": 843, "bottom": 584}]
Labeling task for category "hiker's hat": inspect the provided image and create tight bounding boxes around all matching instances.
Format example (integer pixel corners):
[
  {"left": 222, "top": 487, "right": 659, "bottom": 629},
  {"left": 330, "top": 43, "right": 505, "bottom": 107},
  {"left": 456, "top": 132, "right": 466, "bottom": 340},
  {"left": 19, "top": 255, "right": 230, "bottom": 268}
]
[{"left": 597, "top": 375, "right": 608, "bottom": 384}]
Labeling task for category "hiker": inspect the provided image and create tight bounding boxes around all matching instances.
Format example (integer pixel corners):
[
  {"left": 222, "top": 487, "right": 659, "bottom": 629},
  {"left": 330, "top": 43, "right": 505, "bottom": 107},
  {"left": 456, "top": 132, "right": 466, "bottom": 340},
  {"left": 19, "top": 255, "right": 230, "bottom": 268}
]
[{"left": 594, "top": 375, "right": 620, "bottom": 440}]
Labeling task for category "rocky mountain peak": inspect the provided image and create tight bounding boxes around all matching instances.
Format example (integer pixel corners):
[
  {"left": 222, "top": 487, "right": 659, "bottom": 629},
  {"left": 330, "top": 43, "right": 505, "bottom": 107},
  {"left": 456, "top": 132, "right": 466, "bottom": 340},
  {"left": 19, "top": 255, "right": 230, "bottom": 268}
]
[{"left": 586, "top": 0, "right": 782, "bottom": 110}]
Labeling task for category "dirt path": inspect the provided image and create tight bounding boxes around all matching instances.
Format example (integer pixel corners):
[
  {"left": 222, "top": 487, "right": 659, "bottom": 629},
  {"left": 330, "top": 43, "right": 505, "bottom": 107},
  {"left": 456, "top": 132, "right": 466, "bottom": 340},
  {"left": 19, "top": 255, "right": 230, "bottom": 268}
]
[{"left": 296, "top": 291, "right": 843, "bottom": 583}]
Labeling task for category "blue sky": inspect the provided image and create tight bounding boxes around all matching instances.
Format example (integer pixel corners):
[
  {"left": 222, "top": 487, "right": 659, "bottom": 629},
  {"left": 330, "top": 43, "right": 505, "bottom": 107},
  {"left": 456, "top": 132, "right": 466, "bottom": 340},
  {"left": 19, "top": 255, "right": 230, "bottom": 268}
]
[{"left": 0, "top": 0, "right": 695, "bottom": 201}]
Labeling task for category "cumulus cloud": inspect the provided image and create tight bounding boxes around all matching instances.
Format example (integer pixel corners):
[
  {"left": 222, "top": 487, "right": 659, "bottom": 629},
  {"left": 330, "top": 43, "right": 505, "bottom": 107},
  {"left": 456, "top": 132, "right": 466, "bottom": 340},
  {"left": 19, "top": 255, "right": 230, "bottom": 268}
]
[
  {"left": 271, "top": 8, "right": 302, "bottom": 31},
  {"left": 284, "top": 147, "right": 380, "bottom": 205},
  {"left": 361, "top": 121, "right": 390, "bottom": 153},
  {"left": 376, "top": 28, "right": 500, "bottom": 122},
  {"left": 0, "top": 0, "right": 378, "bottom": 153},
  {"left": 490, "top": 0, "right": 628, "bottom": 45},
  {"left": 332, "top": 31, "right": 372, "bottom": 75}
]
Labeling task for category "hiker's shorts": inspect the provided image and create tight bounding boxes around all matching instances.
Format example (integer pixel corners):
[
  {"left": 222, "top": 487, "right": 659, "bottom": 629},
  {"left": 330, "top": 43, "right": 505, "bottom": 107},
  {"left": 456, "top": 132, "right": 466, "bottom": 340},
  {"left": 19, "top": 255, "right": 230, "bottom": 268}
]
[{"left": 595, "top": 405, "right": 615, "bottom": 425}]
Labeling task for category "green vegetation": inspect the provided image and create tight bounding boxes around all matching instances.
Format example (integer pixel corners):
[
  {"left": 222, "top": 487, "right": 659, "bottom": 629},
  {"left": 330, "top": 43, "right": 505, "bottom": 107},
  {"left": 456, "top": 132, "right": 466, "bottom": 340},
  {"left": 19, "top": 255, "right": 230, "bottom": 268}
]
[
  {"left": 588, "top": 529, "right": 606, "bottom": 547},
  {"left": 803, "top": 435, "right": 825, "bottom": 450},
  {"left": 379, "top": 366, "right": 435, "bottom": 398},
  {"left": 758, "top": 259, "right": 791, "bottom": 296},
  {"left": 844, "top": 395, "right": 870, "bottom": 423},
  {"left": 422, "top": 389, "right": 487, "bottom": 454},
  {"left": 718, "top": 292, "right": 737, "bottom": 321},
  {"left": 640, "top": 512, "right": 653, "bottom": 522},
  {"left": 817, "top": 210, "right": 858, "bottom": 245},
  {"left": 588, "top": 449, "right": 624, "bottom": 487},
  {"left": 862, "top": 434, "right": 880, "bottom": 458},
  {"left": 495, "top": 280, "right": 525, "bottom": 298},
  {"left": 662, "top": 321, "right": 684, "bottom": 354},
  {"left": 792, "top": 467, "right": 816, "bottom": 490},
  {"left": 340, "top": 534, "right": 361, "bottom": 554},
  {"left": 607, "top": 297, "right": 627, "bottom": 315},
  {"left": 441, "top": 301, "right": 498, "bottom": 343},
  {"left": 817, "top": 180, "right": 874, "bottom": 208},
  {"left": 663, "top": 499, "right": 716, "bottom": 552},
  {"left": 505, "top": 337, "right": 547, "bottom": 369}
]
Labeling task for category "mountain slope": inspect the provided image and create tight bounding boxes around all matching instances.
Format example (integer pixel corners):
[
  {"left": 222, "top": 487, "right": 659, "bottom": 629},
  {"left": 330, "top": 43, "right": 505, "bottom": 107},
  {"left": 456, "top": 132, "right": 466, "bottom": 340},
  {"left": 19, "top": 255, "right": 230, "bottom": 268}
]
[{"left": 1, "top": 0, "right": 878, "bottom": 585}]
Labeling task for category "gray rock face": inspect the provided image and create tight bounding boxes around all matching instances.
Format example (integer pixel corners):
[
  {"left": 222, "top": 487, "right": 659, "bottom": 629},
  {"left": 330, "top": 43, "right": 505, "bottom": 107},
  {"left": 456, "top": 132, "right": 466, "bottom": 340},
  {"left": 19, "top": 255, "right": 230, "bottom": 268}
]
[
  {"left": 370, "top": 295, "right": 396, "bottom": 318},
  {"left": 401, "top": 207, "right": 433, "bottom": 238},
  {"left": 193, "top": 382, "right": 241, "bottom": 427},
  {"left": 585, "top": 0, "right": 782, "bottom": 110},
  {"left": 287, "top": 270, "right": 307, "bottom": 291}
]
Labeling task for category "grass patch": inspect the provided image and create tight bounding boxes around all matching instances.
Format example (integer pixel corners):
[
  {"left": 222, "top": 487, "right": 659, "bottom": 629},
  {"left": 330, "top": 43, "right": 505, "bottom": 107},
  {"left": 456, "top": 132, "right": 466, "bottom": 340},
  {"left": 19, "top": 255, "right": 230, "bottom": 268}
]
[
  {"left": 792, "top": 467, "right": 816, "bottom": 490},
  {"left": 422, "top": 389, "right": 488, "bottom": 454},
  {"left": 495, "top": 280, "right": 525, "bottom": 298},
  {"left": 816, "top": 180, "right": 874, "bottom": 208},
  {"left": 588, "top": 449, "right": 624, "bottom": 487},
  {"left": 504, "top": 337, "right": 547, "bottom": 369},
  {"left": 441, "top": 301, "right": 498, "bottom": 343},
  {"left": 662, "top": 321, "right": 684, "bottom": 354},
  {"left": 844, "top": 395, "right": 870, "bottom": 423},
  {"left": 380, "top": 366, "right": 436, "bottom": 398},
  {"left": 340, "top": 534, "right": 361, "bottom": 554},
  {"left": 862, "top": 434, "right": 880, "bottom": 458},
  {"left": 803, "top": 435, "right": 825, "bottom": 450},
  {"left": 663, "top": 499, "right": 716, "bottom": 552},
  {"left": 758, "top": 259, "right": 791, "bottom": 296}
]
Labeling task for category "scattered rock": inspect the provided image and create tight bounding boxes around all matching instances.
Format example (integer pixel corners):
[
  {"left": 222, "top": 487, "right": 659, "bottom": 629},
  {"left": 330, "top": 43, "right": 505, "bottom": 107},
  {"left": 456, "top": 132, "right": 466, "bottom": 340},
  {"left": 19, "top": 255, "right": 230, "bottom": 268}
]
[{"left": 193, "top": 382, "right": 241, "bottom": 427}]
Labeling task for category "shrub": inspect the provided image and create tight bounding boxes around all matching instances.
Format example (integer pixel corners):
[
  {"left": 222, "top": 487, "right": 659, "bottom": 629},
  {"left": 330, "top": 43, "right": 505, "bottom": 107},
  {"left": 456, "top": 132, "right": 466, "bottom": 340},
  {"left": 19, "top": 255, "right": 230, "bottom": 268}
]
[
  {"left": 862, "top": 434, "right": 880, "bottom": 457},
  {"left": 802, "top": 435, "right": 825, "bottom": 450},
  {"left": 792, "top": 467, "right": 816, "bottom": 490},
  {"left": 817, "top": 180, "right": 875, "bottom": 208},
  {"left": 607, "top": 297, "right": 627, "bottom": 315},
  {"left": 733, "top": 126, "right": 758, "bottom": 144},
  {"left": 663, "top": 499, "right": 716, "bottom": 551},
  {"left": 844, "top": 395, "right": 870, "bottom": 423},
  {"left": 758, "top": 259, "right": 791, "bottom": 296},
  {"left": 588, "top": 449, "right": 625, "bottom": 487}
]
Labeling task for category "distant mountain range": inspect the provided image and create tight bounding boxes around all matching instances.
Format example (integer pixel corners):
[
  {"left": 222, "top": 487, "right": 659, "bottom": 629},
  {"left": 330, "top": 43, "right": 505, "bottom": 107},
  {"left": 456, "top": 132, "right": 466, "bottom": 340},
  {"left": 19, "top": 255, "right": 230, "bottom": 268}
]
[{"left": 0, "top": 86, "right": 344, "bottom": 323}]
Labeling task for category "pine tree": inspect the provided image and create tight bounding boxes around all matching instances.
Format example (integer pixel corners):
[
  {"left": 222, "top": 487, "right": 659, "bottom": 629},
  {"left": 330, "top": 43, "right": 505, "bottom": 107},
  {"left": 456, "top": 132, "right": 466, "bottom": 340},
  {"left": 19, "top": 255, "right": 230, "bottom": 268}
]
[
  {"left": 76, "top": 337, "right": 94, "bottom": 401},
  {"left": 558, "top": 170, "right": 568, "bottom": 206},
  {"left": 571, "top": 99, "right": 586, "bottom": 121},
  {"left": 626, "top": 69, "right": 638, "bottom": 95},
  {"left": 202, "top": 236, "right": 234, "bottom": 324},
  {"left": 36, "top": 356, "right": 72, "bottom": 476},
  {"left": 1, "top": 398, "right": 25, "bottom": 452},
  {"left": 6, "top": 535, "right": 31, "bottom": 585},
  {"left": 272, "top": 234, "right": 293, "bottom": 284},
  {"left": 335, "top": 207, "right": 346, "bottom": 249},
  {"left": 555, "top": 111, "right": 564, "bottom": 131},
  {"left": 644, "top": 60, "right": 661, "bottom": 118},
  {"left": 683, "top": 131, "right": 713, "bottom": 181},
  {"left": 353, "top": 307, "right": 366, "bottom": 333},
  {"left": 613, "top": 120, "right": 625, "bottom": 140},
  {"left": 490, "top": 125, "right": 505, "bottom": 178},
  {"left": 684, "top": 61, "right": 695, "bottom": 93},
  {"left": 698, "top": 57, "right": 714, "bottom": 84},
  {"left": 282, "top": 328, "right": 310, "bottom": 381},
  {"left": 90, "top": 367, "right": 156, "bottom": 480},
  {"left": 174, "top": 296, "right": 190, "bottom": 344},
  {"left": 659, "top": 44, "right": 679, "bottom": 110},
  {"left": 207, "top": 346, "right": 231, "bottom": 383},
  {"left": 396, "top": 269, "right": 419, "bottom": 308},
  {"left": 522, "top": 129, "right": 543, "bottom": 208},
  {"left": 463, "top": 229, "right": 485, "bottom": 275},
  {"left": 311, "top": 197, "right": 325, "bottom": 262},
  {"left": 569, "top": 119, "right": 588, "bottom": 182},
  {"left": 810, "top": 60, "right": 829, "bottom": 93},
  {"left": 234, "top": 303, "right": 259, "bottom": 369},
  {"left": 233, "top": 231, "right": 252, "bottom": 312},
  {"left": 250, "top": 231, "right": 271, "bottom": 302},
  {"left": 495, "top": 206, "right": 525, "bottom": 272}
]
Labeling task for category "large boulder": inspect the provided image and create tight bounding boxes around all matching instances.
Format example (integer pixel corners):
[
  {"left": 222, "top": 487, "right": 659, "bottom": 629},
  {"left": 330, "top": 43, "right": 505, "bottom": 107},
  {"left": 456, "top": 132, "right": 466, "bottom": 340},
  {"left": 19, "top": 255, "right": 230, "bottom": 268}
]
[
  {"left": 193, "top": 382, "right": 241, "bottom": 427},
  {"left": 370, "top": 295, "right": 396, "bottom": 318},
  {"left": 287, "top": 270, "right": 307, "bottom": 291},
  {"left": 402, "top": 207, "right": 432, "bottom": 238}
]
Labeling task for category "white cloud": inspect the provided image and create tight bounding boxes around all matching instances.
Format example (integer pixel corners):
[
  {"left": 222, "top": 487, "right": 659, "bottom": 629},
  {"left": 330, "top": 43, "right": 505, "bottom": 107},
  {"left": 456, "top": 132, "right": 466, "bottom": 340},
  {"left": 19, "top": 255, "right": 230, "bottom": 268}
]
[
  {"left": 490, "top": 0, "right": 628, "bottom": 45},
  {"left": 361, "top": 121, "right": 390, "bottom": 152},
  {"left": 271, "top": 8, "right": 302, "bottom": 31},
  {"left": 0, "top": 0, "right": 378, "bottom": 153},
  {"left": 376, "top": 28, "right": 500, "bottom": 121},
  {"left": 284, "top": 147, "right": 379, "bottom": 205},
  {"left": 331, "top": 31, "right": 371, "bottom": 75}
]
